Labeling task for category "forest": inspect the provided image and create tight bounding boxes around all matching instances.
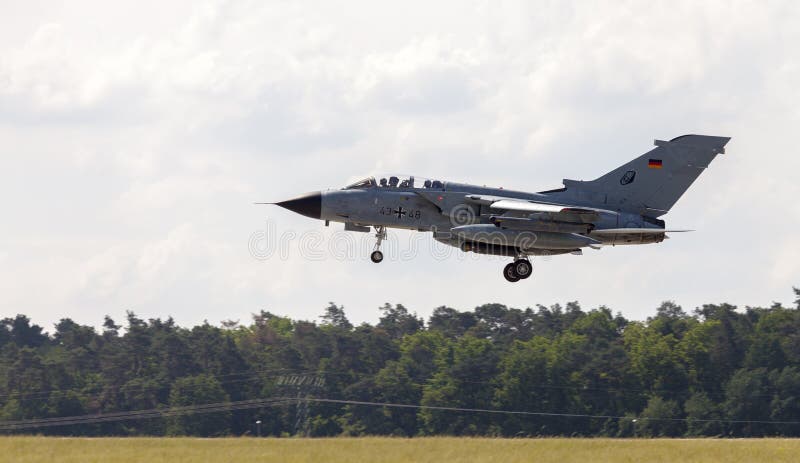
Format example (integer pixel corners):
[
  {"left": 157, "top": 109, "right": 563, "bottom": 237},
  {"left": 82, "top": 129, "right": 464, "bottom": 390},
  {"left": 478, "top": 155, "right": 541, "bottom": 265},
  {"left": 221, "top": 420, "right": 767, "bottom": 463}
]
[{"left": 1, "top": 288, "right": 799, "bottom": 437}]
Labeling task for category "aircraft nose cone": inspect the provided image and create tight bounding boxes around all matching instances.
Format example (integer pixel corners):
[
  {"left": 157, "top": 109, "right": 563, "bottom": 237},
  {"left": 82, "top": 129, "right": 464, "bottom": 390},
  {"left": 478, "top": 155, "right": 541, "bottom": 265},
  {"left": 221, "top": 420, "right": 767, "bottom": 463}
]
[{"left": 276, "top": 191, "right": 322, "bottom": 220}]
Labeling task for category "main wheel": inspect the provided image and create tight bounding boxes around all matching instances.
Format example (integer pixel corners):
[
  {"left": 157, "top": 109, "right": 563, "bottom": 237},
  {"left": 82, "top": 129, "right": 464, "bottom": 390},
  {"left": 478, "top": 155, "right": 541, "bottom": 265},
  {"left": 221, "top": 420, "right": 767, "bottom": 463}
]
[
  {"left": 370, "top": 250, "right": 384, "bottom": 263},
  {"left": 513, "top": 259, "right": 532, "bottom": 279},
  {"left": 503, "top": 263, "right": 520, "bottom": 282}
]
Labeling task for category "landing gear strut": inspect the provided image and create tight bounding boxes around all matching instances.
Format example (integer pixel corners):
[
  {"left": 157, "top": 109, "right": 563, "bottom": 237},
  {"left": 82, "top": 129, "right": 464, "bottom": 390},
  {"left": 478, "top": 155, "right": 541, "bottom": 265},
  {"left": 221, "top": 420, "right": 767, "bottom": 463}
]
[
  {"left": 503, "top": 257, "right": 532, "bottom": 282},
  {"left": 371, "top": 226, "right": 386, "bottom": 263}
]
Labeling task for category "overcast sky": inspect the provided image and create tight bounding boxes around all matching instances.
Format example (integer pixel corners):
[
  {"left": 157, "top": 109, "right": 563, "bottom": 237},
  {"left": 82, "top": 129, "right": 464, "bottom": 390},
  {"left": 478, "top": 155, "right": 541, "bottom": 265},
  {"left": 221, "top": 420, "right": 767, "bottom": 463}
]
[{"left": 2, "top": 0, "right": 799, "bottom": 330}]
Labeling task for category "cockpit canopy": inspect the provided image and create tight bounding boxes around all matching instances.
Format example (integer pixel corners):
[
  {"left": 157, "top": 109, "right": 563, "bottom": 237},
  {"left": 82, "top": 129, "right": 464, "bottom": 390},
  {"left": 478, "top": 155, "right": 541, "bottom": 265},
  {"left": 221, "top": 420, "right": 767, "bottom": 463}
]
[
  {"left": 343, "top": 177, "right": 377, "bottom": 189},
  {"left": 343, "top": 175, "right": 445, "bottom": 190}
]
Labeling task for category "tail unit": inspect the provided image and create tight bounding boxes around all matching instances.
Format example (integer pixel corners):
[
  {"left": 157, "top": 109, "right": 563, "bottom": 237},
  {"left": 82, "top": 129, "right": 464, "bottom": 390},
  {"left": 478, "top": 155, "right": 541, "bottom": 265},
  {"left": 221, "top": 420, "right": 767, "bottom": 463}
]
[{"left": 555, "top": 134, "right": 730, "bottom": 217}]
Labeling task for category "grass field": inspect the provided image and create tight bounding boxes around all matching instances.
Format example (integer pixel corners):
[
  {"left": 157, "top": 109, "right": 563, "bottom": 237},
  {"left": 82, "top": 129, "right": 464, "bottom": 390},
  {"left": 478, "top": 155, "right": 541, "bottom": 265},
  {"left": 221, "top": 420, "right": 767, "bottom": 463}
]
[{"left": 1, "top": 437, "right": 799, "bottom": 463}]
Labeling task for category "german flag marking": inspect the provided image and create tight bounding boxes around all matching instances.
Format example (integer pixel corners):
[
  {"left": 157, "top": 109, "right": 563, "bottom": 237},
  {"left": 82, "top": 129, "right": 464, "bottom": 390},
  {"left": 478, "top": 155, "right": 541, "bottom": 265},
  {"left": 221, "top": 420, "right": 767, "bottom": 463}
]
[{"left": 648, "top": 159, "right": 663, "bottom": 169}]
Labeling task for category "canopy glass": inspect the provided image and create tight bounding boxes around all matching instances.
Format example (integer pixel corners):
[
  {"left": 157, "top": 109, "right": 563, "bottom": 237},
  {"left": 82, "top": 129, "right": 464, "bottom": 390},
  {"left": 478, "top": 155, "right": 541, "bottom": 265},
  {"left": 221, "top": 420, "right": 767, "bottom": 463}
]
[{"left": 343, "top": 175, "right": 445, "bottom": 190}]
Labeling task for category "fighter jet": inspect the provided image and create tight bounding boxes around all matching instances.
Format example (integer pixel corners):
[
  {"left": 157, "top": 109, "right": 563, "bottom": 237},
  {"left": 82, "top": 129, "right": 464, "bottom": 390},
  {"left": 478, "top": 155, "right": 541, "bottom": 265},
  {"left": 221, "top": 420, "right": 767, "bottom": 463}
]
[{"left": 269, "top": 134, "right": 730, "bottom": 282}]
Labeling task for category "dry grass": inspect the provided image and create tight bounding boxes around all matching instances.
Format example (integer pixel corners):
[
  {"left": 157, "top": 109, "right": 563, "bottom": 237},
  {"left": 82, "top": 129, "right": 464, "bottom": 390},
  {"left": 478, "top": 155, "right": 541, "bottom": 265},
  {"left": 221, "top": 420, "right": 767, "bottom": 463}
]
[{"left": 1, "top": 436, "right": 798, "bottom": 463}]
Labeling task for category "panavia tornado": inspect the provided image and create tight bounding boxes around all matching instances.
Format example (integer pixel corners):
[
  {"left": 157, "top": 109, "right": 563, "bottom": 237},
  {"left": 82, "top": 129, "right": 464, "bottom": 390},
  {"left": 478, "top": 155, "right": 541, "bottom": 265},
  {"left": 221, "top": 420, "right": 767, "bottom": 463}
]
[{"left": 268, "top": 134, "right": 730, "bottom": 282}]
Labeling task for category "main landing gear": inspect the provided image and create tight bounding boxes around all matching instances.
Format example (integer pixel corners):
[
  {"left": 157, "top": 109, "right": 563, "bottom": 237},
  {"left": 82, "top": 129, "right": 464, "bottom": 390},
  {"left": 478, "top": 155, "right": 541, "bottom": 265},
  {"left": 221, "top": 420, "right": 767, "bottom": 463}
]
[
  {"left": 370, "top": 226, "right": 386, "bottom": 263},
  {"left": 503, "top": 258, "right": 532, "bottom": 282}
]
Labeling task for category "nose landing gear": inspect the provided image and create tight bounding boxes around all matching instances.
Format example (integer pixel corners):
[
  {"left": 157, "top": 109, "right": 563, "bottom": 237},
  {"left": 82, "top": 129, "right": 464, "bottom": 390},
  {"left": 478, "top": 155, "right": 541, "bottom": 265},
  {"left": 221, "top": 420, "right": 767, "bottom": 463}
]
[
  {"left": 503, "top": 257, "right": 532, "bottom": 282},
  {"left": 371, "top": 226, "right": 386, "bottom": 263}
]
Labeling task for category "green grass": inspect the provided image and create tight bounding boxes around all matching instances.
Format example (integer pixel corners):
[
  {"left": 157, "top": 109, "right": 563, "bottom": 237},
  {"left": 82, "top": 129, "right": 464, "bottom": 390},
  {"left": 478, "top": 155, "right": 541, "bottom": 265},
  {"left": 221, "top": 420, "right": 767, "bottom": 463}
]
[{"left": 1, "top": 437, "right": 799, "bottom": 463}]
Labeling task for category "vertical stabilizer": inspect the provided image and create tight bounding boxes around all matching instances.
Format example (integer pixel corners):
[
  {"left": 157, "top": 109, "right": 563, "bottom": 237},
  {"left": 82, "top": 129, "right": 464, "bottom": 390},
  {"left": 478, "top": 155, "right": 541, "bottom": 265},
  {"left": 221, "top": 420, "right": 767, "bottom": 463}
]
[{"left": 558, "top": 135, "right": 730, "bottom": 217}]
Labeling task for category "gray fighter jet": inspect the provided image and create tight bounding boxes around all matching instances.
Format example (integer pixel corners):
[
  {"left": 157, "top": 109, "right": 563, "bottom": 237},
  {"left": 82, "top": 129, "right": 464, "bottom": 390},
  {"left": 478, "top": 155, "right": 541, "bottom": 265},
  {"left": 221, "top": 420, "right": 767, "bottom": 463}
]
[{"left": 270, "top": 134, "right": 730, "bottom": 282}]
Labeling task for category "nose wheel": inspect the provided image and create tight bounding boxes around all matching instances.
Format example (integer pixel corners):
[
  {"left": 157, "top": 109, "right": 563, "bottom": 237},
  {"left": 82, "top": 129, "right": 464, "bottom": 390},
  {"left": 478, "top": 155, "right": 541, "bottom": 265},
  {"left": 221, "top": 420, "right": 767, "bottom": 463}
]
[
  {"left": 503, "top": 258, "right": 532, "bottom": 282},
  {"left": 371, "top": 226, "right": 386, "bottom": 264}
]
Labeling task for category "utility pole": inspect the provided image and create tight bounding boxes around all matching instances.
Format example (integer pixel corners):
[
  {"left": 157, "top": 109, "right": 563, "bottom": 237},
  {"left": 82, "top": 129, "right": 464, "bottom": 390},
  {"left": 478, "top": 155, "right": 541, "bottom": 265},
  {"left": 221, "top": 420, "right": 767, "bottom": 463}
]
[{"left": 275, "top": 373, "right": 326, "bottom": 437}]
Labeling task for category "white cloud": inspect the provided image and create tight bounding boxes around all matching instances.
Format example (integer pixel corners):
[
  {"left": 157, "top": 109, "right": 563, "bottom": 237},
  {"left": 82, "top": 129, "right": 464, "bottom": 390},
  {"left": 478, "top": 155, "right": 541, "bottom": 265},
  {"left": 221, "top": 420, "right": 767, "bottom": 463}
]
[{"left": 1, "top": 0, "right": 799, "bottom": 330}]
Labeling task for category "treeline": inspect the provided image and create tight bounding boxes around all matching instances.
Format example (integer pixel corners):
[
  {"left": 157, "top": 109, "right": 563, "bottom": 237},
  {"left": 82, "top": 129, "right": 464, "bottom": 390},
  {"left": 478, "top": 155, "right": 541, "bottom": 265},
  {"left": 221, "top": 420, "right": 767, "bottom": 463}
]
[{"left": 1, "top": 289, "right": 800, "bottom": 437}]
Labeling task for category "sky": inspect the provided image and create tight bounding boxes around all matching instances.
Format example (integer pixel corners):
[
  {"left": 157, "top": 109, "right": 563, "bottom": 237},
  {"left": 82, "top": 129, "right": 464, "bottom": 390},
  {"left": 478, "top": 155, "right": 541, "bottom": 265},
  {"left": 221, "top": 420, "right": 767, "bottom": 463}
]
[{"left": 1, "top": 0, "right": 799, "bottom": 331}]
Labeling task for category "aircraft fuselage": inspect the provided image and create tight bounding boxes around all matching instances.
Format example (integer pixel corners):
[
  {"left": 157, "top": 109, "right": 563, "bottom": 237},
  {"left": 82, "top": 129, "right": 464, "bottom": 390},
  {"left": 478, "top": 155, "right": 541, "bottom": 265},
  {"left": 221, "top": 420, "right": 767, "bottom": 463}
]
[{"left": 271, "top": 135, "right": 730, "bottom": 281}]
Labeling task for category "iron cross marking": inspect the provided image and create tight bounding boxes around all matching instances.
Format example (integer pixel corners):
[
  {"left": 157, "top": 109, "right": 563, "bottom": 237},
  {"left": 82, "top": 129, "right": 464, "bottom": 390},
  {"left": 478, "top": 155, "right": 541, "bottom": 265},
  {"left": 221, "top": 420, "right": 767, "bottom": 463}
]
[{"left": 393, "top": 207, "right": 407, "bottom": 219}]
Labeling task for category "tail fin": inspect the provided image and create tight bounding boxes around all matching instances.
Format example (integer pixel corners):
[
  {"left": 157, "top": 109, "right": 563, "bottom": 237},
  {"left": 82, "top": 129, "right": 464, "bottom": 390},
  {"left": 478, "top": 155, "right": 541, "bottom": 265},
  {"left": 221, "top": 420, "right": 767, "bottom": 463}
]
[{"left": 561, "top": 134, "right": 730, "bottom": 217}]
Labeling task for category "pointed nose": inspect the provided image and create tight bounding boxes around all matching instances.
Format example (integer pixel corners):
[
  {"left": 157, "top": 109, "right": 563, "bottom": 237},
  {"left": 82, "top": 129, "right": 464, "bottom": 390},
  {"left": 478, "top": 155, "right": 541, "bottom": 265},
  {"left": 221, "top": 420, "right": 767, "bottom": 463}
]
[{"left": 275, "top": 191, "right": 322, "bottom": 220}]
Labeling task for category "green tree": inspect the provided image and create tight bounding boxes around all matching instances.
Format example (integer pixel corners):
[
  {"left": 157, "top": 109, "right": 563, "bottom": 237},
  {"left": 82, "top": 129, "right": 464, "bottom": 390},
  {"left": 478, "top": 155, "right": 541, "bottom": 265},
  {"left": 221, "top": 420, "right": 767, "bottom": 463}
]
[
  {"left": 339, "top": 332, "right": 447, "bottom": 436},
  {"left": 167, "top": 375, "right": 231, "bottom": 436},
  {"left": 745, "top": 307, "right": 800, "bottom": 368},
  {"left": 493, "top": 336, "right": 551, "bottom": 436},
  {"left": 420, "top": 336, "right": 498, "bottom": 435},
  {"left": 678, "top": 320, "right": 720, "bottom": 390},
  {"left": 649, "top": 301, "right": 692, "bottom": 338},
  {"left": 377, "top": 304, "right": 423, "bottom": 339},
  {"left": 428, "top": 306, "right": 476, "bottom": 338},
  {"left": 3, "top": 288, "right": 800, "bottom": 438},
  {"left": 623, "top": 322, "right": 687, "bottom": 400},
  {"left": 684, "top": 391, "right": 722, "bottom": 436},
  {"left": 694, "top": 304, "right": 752, "bottom": 382},
  {"left": 568, "top": 308, "right": 632, "bottom": 435},
  {"left": 320, "top": 302, "right": 353, "bottom": 330},
  {"left": 2, "top": 315, "right": 48, "bottom": 348},
  {"left": 769, "top": 367, "right": 800, "bottom": 436},
  {"left": 1, "top": 347, "right": 50, "bottom": 420},
  {"left": 635, "top": 395, "right": 684, "bottom": 437},
  {"left": 723, "top": 368, "right": 770, "bottom": 436}
]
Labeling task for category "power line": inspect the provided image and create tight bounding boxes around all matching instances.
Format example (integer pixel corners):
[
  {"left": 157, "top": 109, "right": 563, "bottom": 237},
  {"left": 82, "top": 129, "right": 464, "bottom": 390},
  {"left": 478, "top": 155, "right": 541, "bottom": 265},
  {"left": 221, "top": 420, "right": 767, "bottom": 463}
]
[
  {"left": 0, "top": 367, "right": 351, "bottom": 403},
  {"left": 4, "top": 396, "right": 800, "bottom": 432},
  {"left": 0, "top": 367, "right": 785, "bottom": 408},
  {"left": 306, "top": 398, "right": 800, "bottom": 426},
  {"left": 0, "top": 398, "right": 297, "bottom": 431}
]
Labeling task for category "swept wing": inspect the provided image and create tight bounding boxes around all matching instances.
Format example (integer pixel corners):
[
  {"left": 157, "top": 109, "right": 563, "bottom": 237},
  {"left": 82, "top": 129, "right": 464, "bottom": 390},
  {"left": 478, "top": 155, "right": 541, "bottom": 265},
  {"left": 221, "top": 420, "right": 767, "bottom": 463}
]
[{"left": 465, "top": 194, "right": 618, "bottom": 224}]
